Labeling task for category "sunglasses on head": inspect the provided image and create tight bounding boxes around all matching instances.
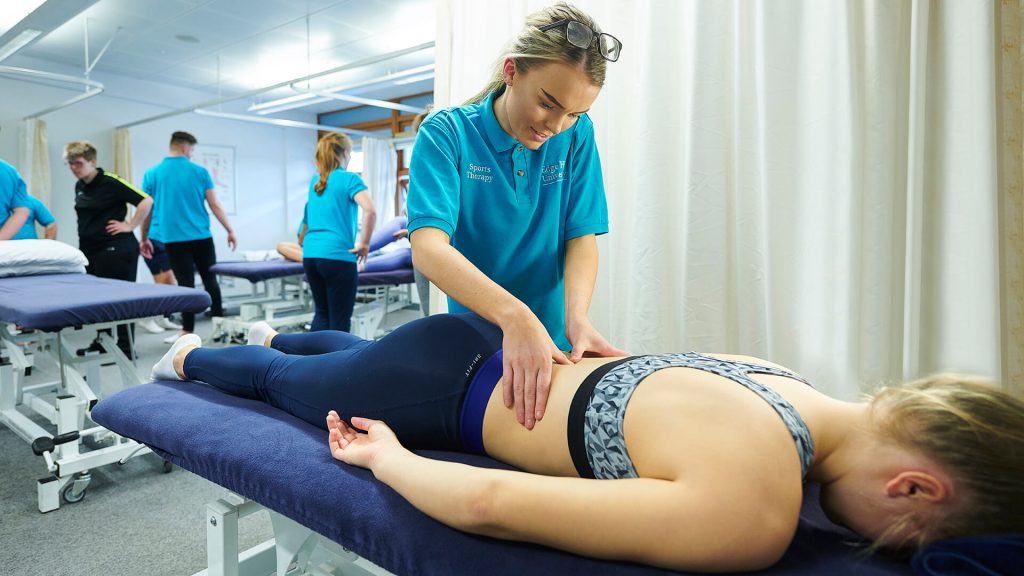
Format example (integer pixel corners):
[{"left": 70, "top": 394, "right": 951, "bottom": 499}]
[{"left": 537, "top": 19, "right": 622, "bottom": 62}]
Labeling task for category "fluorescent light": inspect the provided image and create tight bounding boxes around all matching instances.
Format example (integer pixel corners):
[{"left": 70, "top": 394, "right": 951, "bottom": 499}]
[
  {"left": 193, "top": 108, "right": 371, "bottom": 136},
  {"left": 0, "top": 1, "right": 46, "bottom": 32},
  {"left": 0, "top": 28, "right": 41, "bottom": 62},
  {"left": 249, "top": 64, "right": 435, "bottom": 115}
]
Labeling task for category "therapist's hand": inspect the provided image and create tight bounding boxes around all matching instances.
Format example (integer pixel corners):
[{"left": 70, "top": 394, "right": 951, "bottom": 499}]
[
  {"left": 502, "top": 312, "right": 572, "bottom": 430},
  {"left": 139, "top": 239, "right": 153, "bottom": 260},
  {"left": 105, "top": 220, "right": 133, "bottom": 235},
  {"left": 349, "top": 242, "right": 369, "bottom": 265},
  {"left": 566, "top": 316, "right": 629, "bottom": 362}
]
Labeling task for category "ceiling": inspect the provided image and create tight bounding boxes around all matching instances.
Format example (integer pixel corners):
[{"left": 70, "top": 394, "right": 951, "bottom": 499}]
[{"left": 1, "top": 0, "right": 436, "bottom": 117}]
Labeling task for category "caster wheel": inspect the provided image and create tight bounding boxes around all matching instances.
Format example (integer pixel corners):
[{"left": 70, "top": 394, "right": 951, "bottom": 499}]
[
  {"left": 62, "top": 484, "right": 86, "bottom": 504},
  {"left": 162, "top": 460, "right": 173, "bottom": 473}
]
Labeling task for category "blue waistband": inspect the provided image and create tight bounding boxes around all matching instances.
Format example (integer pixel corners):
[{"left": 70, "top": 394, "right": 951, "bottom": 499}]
[{"left": 458, "top": 349, "right": 503, "bottom": 455}]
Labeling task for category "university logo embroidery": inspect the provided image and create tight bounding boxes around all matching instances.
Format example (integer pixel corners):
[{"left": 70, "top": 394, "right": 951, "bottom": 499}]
[
  {"left": 541, "top": 160, "right": 566, "bottom": 186},
  {"left": 466, "top": 163, "right": 493, "bottom": 183}
]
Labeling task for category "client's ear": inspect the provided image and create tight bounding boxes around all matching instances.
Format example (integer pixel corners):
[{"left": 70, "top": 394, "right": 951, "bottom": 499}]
[{"left": 885, "top": 471, "right": 949, "bottom": 503}]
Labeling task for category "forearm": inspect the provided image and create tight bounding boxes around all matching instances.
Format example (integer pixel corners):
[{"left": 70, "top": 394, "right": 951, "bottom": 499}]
[
  {"left": 372, "top": 447, "right": 502, "bottom": 534},
  {"left": 44, "top": 223, "right": 57, "bottom": 240},
  {"left": 358, "top": 209, "right": 376, "bottom": 247},
  {"left": 210, "top": 204, "right": 234, "bottom": 235},
  {"left": 0, "top": 208, "right": 29, "bottom": 240},
  {"left": 127, "top": 198, "right": 153, "bottom": 231},
  {"left": 140, "top": 213, "right": 152, "bottom": 242},
  {"left": 411, "top": 229, "right": 531, "bottom": 328},
  {"left": 563, "top": 235, "right": 599, "bottom": 321}
]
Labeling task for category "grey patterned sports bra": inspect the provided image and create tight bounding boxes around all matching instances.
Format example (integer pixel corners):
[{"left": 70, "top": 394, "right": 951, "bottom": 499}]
[{"left": 566, "top": 353, "right": 815, "bottom": 481}]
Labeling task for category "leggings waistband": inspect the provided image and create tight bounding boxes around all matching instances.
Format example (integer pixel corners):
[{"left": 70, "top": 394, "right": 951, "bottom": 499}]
[{"left": 458, "top": 349, "right": 503, "bottom": 455}]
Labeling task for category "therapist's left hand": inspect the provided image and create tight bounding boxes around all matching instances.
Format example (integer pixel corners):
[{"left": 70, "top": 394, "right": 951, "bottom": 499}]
[
  {"left": 349, "top": 242, "right": 369, "bottom": 265},
  {"left": 105, "top": 220, "right": 133, "bottom": 235},
  {"left": 566, "top": 316, "right": 629, "bottom": 362}
]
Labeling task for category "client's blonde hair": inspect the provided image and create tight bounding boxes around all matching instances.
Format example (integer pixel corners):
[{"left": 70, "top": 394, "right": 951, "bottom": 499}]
[{"left": 868, "top": 374, "right": 1024, "bottom": 547}]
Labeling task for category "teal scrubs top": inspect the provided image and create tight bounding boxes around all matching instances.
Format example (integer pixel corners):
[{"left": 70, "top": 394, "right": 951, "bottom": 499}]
[
  {"left": 407, "top": 89, "right": 609, "bottom": 350},
  {"left": 301, "top": 169, "right": 367, "bottom": 262},
  {"left": 1, "top": 159, "right": 29, "bottom": 232},
  {"left": 11, "top": 195, "right": 55, "bottom": 240},
  {"left": 142, "top": 156, "right": 214, "bottom": 243}
]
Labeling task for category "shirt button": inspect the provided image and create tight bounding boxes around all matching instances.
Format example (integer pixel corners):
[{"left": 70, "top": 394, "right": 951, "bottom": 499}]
[{"left": 517, "top": 170, "right": 525, "bottom": 177}]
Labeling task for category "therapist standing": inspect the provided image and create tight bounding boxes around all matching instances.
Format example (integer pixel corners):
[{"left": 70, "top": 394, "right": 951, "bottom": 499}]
[
  {"left": 407, "top": 2, "right": 626, "bottom": 430},
  {"left": 0, "top": 158, "right": 30, "bottom": 240},
  {"left": 302, "top": 133, "right": 376, "bottom": 332},
  {"left": 64, "top": 140, "right": 153, "bottom": 358}
]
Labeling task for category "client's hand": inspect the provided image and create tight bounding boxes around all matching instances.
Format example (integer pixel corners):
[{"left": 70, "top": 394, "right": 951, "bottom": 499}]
[{"left": 327, "top": 411, "right": 401, "bottom": 470}]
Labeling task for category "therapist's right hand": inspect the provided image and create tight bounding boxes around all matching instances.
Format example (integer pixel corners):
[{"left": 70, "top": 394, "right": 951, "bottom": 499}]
[{"left": 501, "top": 313, "right": 571, "bottom": 430}]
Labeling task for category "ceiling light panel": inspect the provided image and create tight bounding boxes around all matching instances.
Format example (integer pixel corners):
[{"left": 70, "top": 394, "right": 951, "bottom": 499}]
[{"left": 0, "top": 0, "right": 45, "bottom": 35}]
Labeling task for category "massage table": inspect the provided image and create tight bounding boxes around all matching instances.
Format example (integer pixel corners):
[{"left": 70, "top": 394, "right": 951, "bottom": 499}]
[
  {"left": 211, "top": 218, "right": 416, "bottom": 342},
  {"left": 92, "top": 378, "right": 914, "bottom": 576},
  {"left": 0, "top": 272, "right": 211, "bottom": 512}
]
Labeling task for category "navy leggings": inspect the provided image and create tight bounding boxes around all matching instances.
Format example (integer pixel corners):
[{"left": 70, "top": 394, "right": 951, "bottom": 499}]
[
  {"left": 183, "top": 313, "right": 503, "bottom": 451},
  {"left": 303, "top": 257, "right": 357, "bottom": 332}
]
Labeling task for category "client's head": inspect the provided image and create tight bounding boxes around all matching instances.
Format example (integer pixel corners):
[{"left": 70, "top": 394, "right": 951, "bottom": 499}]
[{"left": 845, "top": 374, "right": 1024, "bottom": 549}]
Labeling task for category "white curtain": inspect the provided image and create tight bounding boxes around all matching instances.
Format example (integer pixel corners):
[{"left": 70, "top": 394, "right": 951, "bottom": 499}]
[
  {"left": 30, "top": 118, "right": 51, "bottom": 211},
  {"left": 360, "top": 136, "right": 398, "bottom": 229},
  {"left": 437, "top": 0, "right": 1010, "bottom": 398}
]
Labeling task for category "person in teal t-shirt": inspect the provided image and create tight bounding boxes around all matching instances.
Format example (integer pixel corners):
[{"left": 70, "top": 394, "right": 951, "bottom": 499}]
[
  {"left": 140, "top": 131, "right": 237, "bottom": 343},
  {"left": 10, "top": 194, "right": 57, "bottom": 240},
  {"left": 0, "top": 158, "right": 30, "bottom": 240},
  {"left": 302, "top": 133, "right": 376, "bottom": 332},
  {"left": 407, "top": 3, "right": 626, "bottom": 430}
]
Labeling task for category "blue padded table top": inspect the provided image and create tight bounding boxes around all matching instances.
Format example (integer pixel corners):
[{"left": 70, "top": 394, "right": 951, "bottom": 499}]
[
  {"left": 92, "top": 380, "right": 912, "bottom": 576},
  {"left": 210, "top": 260, "right": 305, "bottom": 282},
  {"left": 0, "top": 273, "right": 211, "bottom": 332}
]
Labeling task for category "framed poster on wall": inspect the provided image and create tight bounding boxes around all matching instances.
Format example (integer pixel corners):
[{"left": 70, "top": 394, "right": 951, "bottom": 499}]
[{"left": 193, "top": 144, "right": 236, "bottom": 214}]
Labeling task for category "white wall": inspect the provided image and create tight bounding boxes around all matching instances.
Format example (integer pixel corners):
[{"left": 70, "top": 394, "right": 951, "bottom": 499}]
[{"left": 0, "top": 57, "right": 316, "bottom": 281}]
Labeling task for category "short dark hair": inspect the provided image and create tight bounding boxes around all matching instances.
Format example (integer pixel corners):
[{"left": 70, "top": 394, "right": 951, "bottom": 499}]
[{"left": 170, "top": 131, "right": 198, "bottom": 147}]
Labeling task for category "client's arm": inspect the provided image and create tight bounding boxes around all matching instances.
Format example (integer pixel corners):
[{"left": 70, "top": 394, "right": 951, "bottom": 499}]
[{"left": 327, "top": 413, "right": 790, "bottom": 572}]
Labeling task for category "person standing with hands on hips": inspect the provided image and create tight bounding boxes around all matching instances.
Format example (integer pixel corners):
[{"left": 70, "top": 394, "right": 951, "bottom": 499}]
[{"left": 407, "top": 2, "right": 626, "bottom": 430}]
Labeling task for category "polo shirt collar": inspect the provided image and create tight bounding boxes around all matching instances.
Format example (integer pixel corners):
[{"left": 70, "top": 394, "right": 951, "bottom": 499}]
[{"left": 481, "top": 88, "right": 519, "bottom": 153}]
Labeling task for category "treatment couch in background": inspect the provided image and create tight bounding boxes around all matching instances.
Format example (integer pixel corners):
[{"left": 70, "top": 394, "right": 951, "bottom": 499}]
[
  {"left": 0, "top": 271, "right": 210, "bottom": 512},
  {"left": 93, "top": 378, "right": 914, "bottom": 576},
  {"left": 210, "top": 217, "right": 415, "bottom": 343}
]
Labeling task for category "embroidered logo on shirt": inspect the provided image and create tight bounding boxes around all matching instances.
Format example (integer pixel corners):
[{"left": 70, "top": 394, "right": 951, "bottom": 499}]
[
  {"left": 467, "top": 163, "right": 493, "bottom": 183},
  {"left": 541, "top": 161, "right": 566, "bottom": 186}
]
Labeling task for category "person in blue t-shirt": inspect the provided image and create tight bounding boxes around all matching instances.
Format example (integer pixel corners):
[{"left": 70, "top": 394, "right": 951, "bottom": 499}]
[
  {"left": 301, "top": 133, "right": 376, "bottom": 332},
  {"left": 10, "top": 194, "right": 57, "bottom": 240},
  {"left": 0, "top": 158, "right": 30, "bottom": 240},
  {"left": 407, "top": 3, "right": 627, "bottom": 430},
  {"left": 140, "top": 131, "right": 237, "bottom": 343}
]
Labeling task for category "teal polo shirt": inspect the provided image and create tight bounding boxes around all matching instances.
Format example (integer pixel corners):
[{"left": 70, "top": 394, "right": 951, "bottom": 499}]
[
  {"left": 1, "top": 159, "right": 29, "bottom": 231},
  {"left": 142, "top": 156, "right": 214, "bottom": 243},
  {"left": 302, "top": 169, "right": 367, "bottom": 262},
  {"left": 407, "top": 89, "right": 609, "bottom": 350},
  {"left": 11, "top": 195, "right": 55, "bottom": 240}
]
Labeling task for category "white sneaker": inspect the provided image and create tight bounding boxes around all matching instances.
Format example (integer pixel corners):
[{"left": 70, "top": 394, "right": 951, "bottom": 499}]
[
  {"left": 137, "top": 318, "right": 166, "bottom": 334},
  {"left": 163, "top": 332, "right": 188, "bottom": 344},
  {"left": 156, "top": 317, "right": 183, "bottom": 330}
]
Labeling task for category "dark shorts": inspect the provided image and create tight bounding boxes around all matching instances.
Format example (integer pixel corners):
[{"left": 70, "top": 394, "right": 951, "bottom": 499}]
[{"left": 143, "top": 239, "right": 171, "bottom": 275}]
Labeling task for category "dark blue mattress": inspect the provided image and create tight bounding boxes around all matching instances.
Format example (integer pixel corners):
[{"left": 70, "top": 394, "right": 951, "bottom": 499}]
[
  {"left": 0, "top": 274, "right": 212, "bottom": 332},
  {"left": 210, "top": 260, "right": 305, "bottom": 282},
  {"left": 92, "top": 380, "right": 912, "bottom": 576},
  {"left": 358, "top": 267, "right": 413, "bottom": 286}
]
